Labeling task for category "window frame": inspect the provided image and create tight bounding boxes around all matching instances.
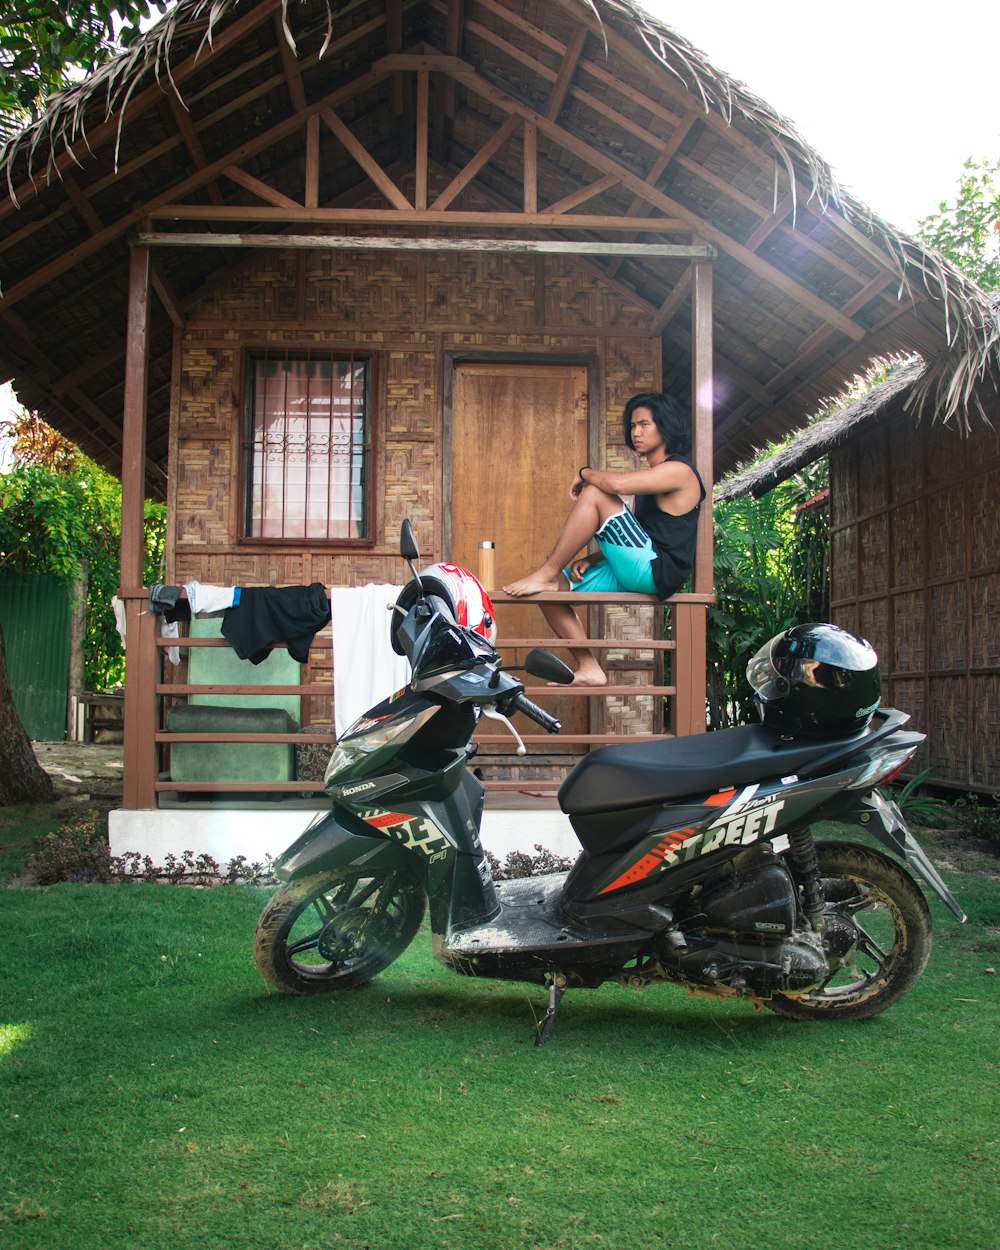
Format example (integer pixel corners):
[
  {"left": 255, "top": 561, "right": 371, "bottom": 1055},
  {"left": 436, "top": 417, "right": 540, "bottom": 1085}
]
[{"left": 238, "top": 346, "right": 377, "bottom": 549}]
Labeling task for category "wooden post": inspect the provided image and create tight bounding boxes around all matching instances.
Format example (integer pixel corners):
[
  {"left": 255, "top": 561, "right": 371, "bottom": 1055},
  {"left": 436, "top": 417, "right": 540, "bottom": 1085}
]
[
  {"left": 415, "top": 70, "right": 429, "bottom": 210},
  {"left": 671, "top": 602, "right": 707, "bottom": 737},
  {"left": 683, "top": 255, "right": 714, "bottom": 735},
  {"left": 121, "top": 592, "right": 159, "bottom": 809},
  {"left": 691, "top": 256, "right": 714, "bottom": 595},
  {"left": 121, "top": 244, "right": 154, "bottom": 808},
  {"left": 67, "top": 562, "right": 87, "bottom": 740}
]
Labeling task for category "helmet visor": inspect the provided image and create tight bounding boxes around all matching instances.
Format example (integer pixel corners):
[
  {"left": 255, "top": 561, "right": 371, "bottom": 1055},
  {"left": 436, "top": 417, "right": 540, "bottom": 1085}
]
[{"left": 746, "top": 640, "right": 790, "bottom": 703}]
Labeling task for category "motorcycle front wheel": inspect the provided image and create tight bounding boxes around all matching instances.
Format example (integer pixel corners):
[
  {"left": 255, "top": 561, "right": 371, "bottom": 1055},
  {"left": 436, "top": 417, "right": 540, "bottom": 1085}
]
[
  {"left": 768, "top": 840, "right": 932, "bottom": 1022},
  {"left": 253, "top": 864, "right": 425, "bottom": 994}
]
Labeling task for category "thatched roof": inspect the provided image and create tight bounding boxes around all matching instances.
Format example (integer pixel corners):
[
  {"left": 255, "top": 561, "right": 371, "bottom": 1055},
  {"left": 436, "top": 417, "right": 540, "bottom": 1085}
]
[
  {"left": 2, "top": 0, "right": 997, "bottom": 499},
  {"left": 714, "top": 356, "right": 928, "bottom": 501}
]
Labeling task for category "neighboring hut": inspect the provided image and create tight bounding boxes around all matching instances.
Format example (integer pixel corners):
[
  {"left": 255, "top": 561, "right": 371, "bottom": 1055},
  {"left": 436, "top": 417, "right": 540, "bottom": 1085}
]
[
  {"left": 1, "top": 0, "right": 997, "bottom": 853},
  {"left": 718, "top": 341, "right": 1000, "bottom": 793}
]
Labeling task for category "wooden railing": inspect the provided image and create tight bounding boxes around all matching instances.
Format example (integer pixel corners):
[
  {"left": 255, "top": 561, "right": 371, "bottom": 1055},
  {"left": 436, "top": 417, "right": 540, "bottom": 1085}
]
[{"left": 117, "top": 586, "right": 710, "bottom": 809}]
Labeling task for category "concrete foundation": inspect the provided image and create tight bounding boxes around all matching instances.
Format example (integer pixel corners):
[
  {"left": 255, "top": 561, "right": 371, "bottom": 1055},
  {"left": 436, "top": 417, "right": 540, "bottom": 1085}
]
[{"left": 108, "top": 803, "right": 580, "bottom": 869}]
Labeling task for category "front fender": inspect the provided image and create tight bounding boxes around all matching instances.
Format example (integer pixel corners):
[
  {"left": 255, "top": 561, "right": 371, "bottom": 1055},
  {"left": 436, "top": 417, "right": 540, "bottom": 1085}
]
[
  {"left": 273, "top": 808, "right": 417, "bottom": 883},
  {"left": 848, "top": 791, "right": 967, "bottom": 922}
]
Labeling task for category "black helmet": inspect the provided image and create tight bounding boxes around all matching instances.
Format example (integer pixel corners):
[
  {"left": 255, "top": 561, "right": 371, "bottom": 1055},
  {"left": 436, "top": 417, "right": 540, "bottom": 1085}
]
[{"left": 747, "top": 623, "right": 881, "bottom": 738}]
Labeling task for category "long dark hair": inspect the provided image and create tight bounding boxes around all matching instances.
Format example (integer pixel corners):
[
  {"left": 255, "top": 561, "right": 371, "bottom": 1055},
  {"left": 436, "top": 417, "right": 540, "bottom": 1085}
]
[{"left": 622, "top": 392, "right": 691, "bottom": 456}]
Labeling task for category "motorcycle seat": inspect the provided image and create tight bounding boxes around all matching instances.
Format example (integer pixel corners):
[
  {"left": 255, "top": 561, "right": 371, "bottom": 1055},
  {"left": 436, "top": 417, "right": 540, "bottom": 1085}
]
[{"left": 558, "top": 721, "right": 866, "bottom": 815}]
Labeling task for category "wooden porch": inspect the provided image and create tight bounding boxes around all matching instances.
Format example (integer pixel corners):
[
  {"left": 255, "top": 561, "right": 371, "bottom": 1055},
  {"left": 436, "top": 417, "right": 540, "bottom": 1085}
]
[{"left": 117, "top": 584, "right": 711, "bottom": 809}]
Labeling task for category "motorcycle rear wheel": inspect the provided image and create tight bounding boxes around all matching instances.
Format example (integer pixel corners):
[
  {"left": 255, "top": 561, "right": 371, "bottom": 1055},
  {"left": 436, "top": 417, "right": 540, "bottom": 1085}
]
[
  {"left": 254, "top": 865, "right": 425, "bottom": 994},
  {"left": 768, "top": 841, "right": 932, "bottom": 1022}
]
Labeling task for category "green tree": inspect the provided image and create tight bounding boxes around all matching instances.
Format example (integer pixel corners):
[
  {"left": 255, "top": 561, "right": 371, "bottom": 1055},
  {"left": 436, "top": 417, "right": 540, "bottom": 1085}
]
[
  {"left": 0, "top": 1, "right": 168, "bottom": 138},
  {"left": 917, "top": 157, "right": 1000, "bottom": 290},
  {"left": 0, "top": 411, "right": 166, "bottom": 690},
  {"left": 708, "top": 460, "right": 829, "bottom": 730}
]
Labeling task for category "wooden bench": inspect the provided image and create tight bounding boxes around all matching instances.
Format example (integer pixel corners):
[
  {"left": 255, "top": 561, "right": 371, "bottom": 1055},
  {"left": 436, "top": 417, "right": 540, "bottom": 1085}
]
[{"left": 79, "top": 692, "right": 124, "bottom": 743}]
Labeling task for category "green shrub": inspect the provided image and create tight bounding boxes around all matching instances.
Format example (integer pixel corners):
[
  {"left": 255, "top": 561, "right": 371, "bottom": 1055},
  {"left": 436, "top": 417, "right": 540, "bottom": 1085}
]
[
  {"left": 953, "top": 792, "right": 1000, "bottom": 844},
  {"left": 24, "top": 812, "right": 113, "bottom": 884},
  {"left": 486, "top": 844, "right": 574, "bottom": 880},
  {"left": 880, "top": 768, "right": 953, "bottom": 828},
  {"left": 24, "top": 813, "right": 274, "bottom": 885}
]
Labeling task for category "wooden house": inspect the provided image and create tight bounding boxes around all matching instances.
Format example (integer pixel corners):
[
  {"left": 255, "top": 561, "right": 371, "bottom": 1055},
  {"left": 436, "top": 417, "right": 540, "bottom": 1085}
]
[
  {"left": 718, "top": 341, "right": 1000, "bottom": 794},
  {"left": 1, "top": 0, "right": 996, "bottom": 856}
]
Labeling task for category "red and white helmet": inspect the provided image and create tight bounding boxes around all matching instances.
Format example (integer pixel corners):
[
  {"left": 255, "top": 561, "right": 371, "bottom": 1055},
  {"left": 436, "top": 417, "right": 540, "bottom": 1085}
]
[
  {"left": 391, "top": 563, "right": 497, "bottom": 655},
  {"left": 425, "top": 564, "right": 497, "bottom": 644}
]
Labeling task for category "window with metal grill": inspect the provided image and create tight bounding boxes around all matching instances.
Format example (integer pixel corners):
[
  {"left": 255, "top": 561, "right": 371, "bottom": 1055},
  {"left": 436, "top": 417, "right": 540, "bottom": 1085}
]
[{"left": 243, "top": 350, "right": 370, "bottom": 542}]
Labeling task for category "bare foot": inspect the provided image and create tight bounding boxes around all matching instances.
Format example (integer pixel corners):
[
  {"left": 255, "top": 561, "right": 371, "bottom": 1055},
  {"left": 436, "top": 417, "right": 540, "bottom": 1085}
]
[
  {"left": 503, "top": 570, "right": 562, "bottom": 597},
  {"left": 565, "top": 663, "right": 607, "bottom": 687}
]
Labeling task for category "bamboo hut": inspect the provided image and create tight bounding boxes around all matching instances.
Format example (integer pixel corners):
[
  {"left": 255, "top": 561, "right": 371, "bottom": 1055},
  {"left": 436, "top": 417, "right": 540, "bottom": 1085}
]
[
  {"left": 1, "top": 0, "right": 996, "bottom": 854},
  {"left": 718, "top": 334, "right": 1000, "bottom": 793}
]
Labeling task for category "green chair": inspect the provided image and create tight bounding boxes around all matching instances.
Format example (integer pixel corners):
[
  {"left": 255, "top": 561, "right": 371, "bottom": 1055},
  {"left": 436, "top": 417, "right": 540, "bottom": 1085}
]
[{"left": 167, "top": 616, "right": 301, "bottom": 787}]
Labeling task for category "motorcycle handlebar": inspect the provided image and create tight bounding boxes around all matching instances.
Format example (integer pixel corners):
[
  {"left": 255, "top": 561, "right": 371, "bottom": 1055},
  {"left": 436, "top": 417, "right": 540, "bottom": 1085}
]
[{"left": 510, "top": 692, "right": 562, "bottom": 735}]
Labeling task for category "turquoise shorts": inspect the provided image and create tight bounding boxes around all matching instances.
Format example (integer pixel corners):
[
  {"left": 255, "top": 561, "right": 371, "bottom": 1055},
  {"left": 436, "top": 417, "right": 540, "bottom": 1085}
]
[{"left": 566, "top": 507, "right": 657, "bottom": 595}]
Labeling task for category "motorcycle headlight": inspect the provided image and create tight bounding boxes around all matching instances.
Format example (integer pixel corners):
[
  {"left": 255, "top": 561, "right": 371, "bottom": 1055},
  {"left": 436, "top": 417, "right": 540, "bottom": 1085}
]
[{"left": 323, "top": 707, "right": 436, "bottom": 787}]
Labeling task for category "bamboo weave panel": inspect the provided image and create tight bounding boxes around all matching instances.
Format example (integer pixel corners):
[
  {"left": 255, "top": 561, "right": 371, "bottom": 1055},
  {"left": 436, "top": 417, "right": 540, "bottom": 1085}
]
[
  {"left": 972, "top": 675, "right": 1000, "bottom": 786},
  {"left": 925, "top": 488, "right": 966, "bottom": 582},
  {"left": 929, "top": 583, "right": 968, "bottom": 672},
  {"left": 970, "top": 573, "right": 1000, "bottom": 669},
  {"left": 891, "top": 591, "right": 925, "bottom": 674},
  {"left": 889, "top": 500, "right": 923, "bottom": 589}
]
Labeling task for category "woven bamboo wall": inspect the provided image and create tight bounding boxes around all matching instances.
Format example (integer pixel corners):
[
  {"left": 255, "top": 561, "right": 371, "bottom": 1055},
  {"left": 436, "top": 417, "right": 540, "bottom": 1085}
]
[
  {"left": 829, "top": 396, "right": 1000, "bottom": 791},
  {"left": 167, "top": 248, "right": 660, "bottom": 734}
]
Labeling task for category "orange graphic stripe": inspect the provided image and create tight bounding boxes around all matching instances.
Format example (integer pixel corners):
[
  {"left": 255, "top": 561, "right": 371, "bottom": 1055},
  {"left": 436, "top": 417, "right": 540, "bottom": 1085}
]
[
  {"left": 598, "top": 827, "right": 696, "bottom": 895},
  {"left": 364, "top": 812, "right": 411, "bottom": 829}
]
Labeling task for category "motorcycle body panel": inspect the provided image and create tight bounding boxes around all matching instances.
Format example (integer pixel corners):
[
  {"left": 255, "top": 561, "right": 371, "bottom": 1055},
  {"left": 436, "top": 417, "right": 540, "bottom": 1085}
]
[{"left": 257, "top": 564, "right": 963, "bottom": 1028}]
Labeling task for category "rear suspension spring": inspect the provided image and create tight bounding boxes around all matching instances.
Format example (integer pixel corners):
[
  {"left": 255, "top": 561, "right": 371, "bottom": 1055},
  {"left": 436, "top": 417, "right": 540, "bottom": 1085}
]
[{"left": 787, "top": 827, "right": 826, "bottom": 931}]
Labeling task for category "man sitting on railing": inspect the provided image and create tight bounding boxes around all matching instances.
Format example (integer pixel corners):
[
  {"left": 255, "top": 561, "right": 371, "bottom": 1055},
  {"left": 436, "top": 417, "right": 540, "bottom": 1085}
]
[{"left": 503, "top": 392, "right": 705, "bottom": 686}]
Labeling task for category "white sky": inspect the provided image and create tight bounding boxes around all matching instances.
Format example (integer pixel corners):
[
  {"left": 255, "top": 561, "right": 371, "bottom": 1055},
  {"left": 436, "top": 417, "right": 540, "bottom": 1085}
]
[{"left": 640, "top": 0, "right": 999, "bottom": 233}]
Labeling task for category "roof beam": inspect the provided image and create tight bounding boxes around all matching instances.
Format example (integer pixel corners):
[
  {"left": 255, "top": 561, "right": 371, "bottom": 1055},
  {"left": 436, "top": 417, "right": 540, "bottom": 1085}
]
[
  {"left": 546, "top": 25, "right": 587, "bottom": 121},
  {"left": 416, "top": 53, "right": 868, "bottom": 344},
  {"left": 167, "top": 92, "right": 225, "bottom": 207},
  {"left": 435, "top": 0, "right": 465, "bottom": 159},
  {"left": 431, "top": 113, "right": 519, "bottom": 210},
  {"left": 0, "top": 0, "right": 287, "bottom": 222},
  {"left": 320, "top": 107, "right": 412, "bottom": 210},
  {"left": 605, "top": 109, "right": 699, "bottom": 280},
  {"left": 0, "top": 306, "right": 163, "bottom": 484},
  {"left": 136, "top": 231, "right": 715, "bottom": 260},
  {"left": 222, "top": 165, "right": 302, "bottom": 210},
  {"left": 544, "top": 173, "right": 620, "bottom": 214},
  {"left": 0, "top": 6, "right": 390, "bottom": 255},
  {"left": 462, "top": 2, "right": 896, "bottom": 294},
  {"left": 147, "top": 205, "right": 689, "bottom": 232},
  {"left": 273, "top": 10, "right": 308, "bottom": 112},
  {"left": 0, "top": 60, "right": 399, "bottom": 309},
  {"left": 415, "top": 70, "right": 430, "bottom": 210}
]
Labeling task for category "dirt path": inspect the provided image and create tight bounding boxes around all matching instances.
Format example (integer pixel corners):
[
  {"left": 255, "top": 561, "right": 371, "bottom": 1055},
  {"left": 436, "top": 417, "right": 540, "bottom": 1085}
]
[{"left": 31, "top": 740, "right": 124, "bottom": 799}]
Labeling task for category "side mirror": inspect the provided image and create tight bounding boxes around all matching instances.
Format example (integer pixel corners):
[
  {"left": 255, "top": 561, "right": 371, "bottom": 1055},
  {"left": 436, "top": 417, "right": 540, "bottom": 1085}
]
[
  {"left": 524, "top": 648, "right": 574, "bottom": 686},
  {"left": 400, "top": 519, "right": 420, "bottom": 563}
]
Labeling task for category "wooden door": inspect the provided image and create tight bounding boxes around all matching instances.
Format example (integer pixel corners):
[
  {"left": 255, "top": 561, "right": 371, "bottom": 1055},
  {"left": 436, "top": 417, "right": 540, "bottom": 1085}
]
[{"left": 449, "top": 360, "right": 590, "bottom": 737}]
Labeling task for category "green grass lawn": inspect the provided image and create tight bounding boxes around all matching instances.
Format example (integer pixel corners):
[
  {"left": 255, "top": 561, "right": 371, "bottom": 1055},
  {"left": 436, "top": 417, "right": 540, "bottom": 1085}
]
[{"left": 0, "top": 836, "right": 997, "bottom": 1250}]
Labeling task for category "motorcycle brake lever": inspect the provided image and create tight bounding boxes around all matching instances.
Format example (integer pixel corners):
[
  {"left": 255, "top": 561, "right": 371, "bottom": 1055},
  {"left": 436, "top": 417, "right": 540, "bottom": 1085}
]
[{"left": 480, "top": 706, "right": 526, "bottom": 756}]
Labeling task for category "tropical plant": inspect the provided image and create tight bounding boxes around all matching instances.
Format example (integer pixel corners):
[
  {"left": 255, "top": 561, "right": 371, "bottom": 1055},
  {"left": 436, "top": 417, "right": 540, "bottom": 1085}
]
[
  {"left": 707, "top": 457, "right": 829, "bottom": 729},
  {"left": 917, "top": 156, "right": 1000, "bottom": 291},
  {"left": 0, "top": 411, "right": 165, "bottom": 690},
  {"left": 0, "top": 1, "right": 168, "bottom": 139},
  {"left": 879, "top": 768, "right": 952, "bottom": 829},
  {"left": 952, "top": 791, "right": 1000, "bottom": 845}
]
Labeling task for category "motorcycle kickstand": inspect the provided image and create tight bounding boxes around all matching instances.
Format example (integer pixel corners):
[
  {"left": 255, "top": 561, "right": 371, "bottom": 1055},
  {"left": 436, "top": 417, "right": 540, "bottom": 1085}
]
[{"left": 535, "top": 972, "right": 568, "bottom": 1047}]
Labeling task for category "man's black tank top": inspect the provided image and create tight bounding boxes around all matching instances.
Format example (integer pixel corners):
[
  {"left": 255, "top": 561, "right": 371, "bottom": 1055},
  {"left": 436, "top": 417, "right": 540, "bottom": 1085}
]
[{"left": 633, "top": 454, "right": 706, "bottom": 601}]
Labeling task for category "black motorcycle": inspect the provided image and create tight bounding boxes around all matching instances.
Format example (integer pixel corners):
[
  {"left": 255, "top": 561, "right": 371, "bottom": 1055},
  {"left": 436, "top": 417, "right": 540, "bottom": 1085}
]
[{"left": 254, "top": 521, "right": 965, "bottom": 1043}]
